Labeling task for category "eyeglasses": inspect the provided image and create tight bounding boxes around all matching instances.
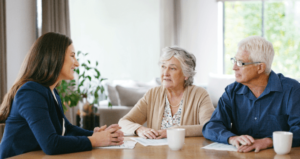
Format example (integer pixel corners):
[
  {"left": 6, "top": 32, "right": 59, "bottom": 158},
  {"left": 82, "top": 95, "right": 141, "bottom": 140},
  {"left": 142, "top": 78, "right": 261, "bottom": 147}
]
[{"left": 231, "top": 57, "right": 261, "bottom": 67}]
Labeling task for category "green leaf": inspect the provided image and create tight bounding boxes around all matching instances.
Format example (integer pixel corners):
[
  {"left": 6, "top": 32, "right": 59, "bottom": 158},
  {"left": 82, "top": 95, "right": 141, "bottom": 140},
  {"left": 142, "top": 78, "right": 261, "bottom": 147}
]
[
  {"left": 79, "top": 79, "right": 85, "bottom": 87},
  {"left": 75, "top": 68, "right": 79, "bottom": 74},
  {"left": 87, "top": 76, "right": 91, "bottom": 81},
  {"left": 100, "top": 78, "right": 107, "bottom": 82},
  {"left": 88, "top": 60, "right": 91, "bottom": 64},
  {"left": 94, "top": 69, "right": 100, "bottom": 79},
  {"left": 96, "top": 61, "right": 98, "bottom": 66}
]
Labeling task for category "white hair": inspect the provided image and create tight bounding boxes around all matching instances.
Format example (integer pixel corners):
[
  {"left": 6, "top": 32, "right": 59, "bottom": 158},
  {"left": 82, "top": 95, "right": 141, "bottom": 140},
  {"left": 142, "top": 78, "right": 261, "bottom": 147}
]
[
  {"left": 159, "top": 46, "right": 196, "bottom": 87},
  {"left": 238, "top": 36, "right": 274, "bottom": 74}
]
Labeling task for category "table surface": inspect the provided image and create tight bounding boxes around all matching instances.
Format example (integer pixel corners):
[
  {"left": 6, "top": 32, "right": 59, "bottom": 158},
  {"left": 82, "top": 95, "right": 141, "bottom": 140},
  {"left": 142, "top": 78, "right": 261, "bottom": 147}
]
[{"left": 9, "top": 137, "right": 300, "bottom": 159}]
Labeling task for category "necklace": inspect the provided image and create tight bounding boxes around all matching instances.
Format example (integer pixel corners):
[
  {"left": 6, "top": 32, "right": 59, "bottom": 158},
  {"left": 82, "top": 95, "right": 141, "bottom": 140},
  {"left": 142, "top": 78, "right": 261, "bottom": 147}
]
[
  {"left": 169, "top": 103, "right": 180, "bottom": 108},
  {"left": 170, "top": 104, "right": 180, "bottom": 108}
]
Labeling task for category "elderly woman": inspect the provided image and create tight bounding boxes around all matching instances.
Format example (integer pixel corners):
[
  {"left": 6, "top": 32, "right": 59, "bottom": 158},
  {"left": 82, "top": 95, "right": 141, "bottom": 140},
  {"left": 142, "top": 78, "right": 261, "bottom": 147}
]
[{"left": 119, "top": 46, "right": 215, "bottom": 139}]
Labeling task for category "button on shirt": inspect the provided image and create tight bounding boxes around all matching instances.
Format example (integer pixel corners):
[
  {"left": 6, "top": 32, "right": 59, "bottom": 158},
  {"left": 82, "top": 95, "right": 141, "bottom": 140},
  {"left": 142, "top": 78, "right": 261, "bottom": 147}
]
[{"left": 202, "top": 71, "right": 300, "bottom": 147}]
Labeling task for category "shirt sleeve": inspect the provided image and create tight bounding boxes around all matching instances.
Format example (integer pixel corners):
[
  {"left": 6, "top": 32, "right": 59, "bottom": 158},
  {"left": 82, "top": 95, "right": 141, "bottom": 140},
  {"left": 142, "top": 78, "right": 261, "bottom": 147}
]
[
  {"left": 287, "top": 87, "right": 300, "bottom": 147},
  {"left": 202, "top": 87, "right": 237, "bottom": 144},
  {"left": 18, "top": 89, "right": 92, "bottom": 155}
]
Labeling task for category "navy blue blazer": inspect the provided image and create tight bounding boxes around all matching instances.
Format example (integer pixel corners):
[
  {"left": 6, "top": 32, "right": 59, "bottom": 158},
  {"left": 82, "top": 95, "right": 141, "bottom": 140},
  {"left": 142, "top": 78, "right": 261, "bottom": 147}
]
[{"left": 0, "top": 81, "right": 93, "bottom": 158}]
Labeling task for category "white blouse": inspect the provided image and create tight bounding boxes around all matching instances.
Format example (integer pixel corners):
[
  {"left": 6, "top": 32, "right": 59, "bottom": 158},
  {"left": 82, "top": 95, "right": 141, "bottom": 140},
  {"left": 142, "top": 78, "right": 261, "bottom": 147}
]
[
  {"left": 161, "top": 96, "right": 183, "bottom": 130},
  {"left": 51, "top": 90, "right": 65, "bottom": 136}
]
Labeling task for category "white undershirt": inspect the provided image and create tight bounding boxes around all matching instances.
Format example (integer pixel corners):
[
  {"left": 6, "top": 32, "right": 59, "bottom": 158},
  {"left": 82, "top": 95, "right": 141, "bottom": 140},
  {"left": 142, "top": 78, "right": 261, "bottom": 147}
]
[{"left": 51, "top": 90, "right": 65, "bottom": 136}]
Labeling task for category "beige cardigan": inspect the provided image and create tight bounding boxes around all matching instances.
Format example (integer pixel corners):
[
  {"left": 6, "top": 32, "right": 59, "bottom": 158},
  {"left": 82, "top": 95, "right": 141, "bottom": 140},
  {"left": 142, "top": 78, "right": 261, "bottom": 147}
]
[{"left": 119, "top": 85, "right": 215, "bottom": 137}]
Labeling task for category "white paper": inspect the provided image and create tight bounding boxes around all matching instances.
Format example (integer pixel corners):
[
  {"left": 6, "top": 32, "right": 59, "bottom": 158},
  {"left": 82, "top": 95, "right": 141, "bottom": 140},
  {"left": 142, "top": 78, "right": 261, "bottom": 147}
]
[
  {"left": 96, "top": 141, "right": 137, "bottom": 149},
  {"left": 202, "top": 142, "right": 237, "bottom": 151},
  {"left": 131, "top": 137, "right": 168, "bottom": 146}
]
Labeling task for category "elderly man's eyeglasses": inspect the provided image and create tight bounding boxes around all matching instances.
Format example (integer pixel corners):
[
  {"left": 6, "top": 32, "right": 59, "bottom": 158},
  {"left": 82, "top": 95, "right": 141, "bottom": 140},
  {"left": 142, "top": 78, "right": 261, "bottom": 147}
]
[{"left": 231, "top": 57, "right": 261, "bottom": 67}]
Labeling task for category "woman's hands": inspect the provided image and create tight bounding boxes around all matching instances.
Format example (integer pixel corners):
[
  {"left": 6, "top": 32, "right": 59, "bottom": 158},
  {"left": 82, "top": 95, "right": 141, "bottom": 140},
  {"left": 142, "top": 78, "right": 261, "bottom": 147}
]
[
  {"left": 88, "top": 124, "right": 124, "bottom": 147},
  {"left": 156, "top": 129, "right": 167, "bottom": 139},
  {"left": 136, "top": 126, "right": 167, "bottom": 139}
]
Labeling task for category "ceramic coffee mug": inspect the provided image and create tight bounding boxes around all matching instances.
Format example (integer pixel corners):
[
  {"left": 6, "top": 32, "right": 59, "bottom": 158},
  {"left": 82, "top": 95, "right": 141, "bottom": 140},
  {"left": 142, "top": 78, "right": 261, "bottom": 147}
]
[
  {"left": 167, "top": 128, "right": 185, "bottom": 151},
  {"left": 273, "top": 131, "right": 293, "bottom": 155}
]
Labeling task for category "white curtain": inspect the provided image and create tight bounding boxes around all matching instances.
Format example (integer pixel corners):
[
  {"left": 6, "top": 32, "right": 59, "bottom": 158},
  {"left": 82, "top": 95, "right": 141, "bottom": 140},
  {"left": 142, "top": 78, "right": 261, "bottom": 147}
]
[{"left": 160, "top": 0, "right": 177, "bottom": 52}]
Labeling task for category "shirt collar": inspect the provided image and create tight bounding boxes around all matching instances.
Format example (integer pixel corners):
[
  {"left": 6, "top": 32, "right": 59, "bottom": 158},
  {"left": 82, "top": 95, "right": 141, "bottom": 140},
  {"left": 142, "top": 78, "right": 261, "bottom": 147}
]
[
  {"left": 236, "top": 70, "right": 283, "bottom": 99},
  {"left": 265, "top": 70, "right": 283, "bottom": 92}
]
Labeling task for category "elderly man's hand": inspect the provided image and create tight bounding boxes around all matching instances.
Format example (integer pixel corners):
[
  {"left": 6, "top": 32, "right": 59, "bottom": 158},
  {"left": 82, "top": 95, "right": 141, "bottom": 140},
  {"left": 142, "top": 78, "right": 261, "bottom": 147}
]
[
  {"left": 136, "top": 126, "right": 159, "bottom": 139},
  {"left": 237, "top": 138, "right": 273, "bottom": 153},
  {"left": 229, "top": 135, "right": 255, "bottom": 149}
]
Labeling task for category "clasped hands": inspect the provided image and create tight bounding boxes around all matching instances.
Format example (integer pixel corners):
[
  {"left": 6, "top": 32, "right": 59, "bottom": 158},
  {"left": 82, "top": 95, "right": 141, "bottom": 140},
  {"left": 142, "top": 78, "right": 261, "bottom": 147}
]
[
  {"left": 136, "top": 126, "right": 166, "bottom": 139},
  {"left": 88, "top": 124, "right": 124, "bottom": 147},
  {"left": 229, "top": 135, "right": 273, "bottom": 153}
]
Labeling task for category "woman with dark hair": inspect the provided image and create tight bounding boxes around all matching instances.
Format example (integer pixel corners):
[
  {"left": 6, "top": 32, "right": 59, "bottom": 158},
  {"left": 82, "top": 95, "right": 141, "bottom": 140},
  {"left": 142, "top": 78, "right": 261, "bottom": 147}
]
[{"left": 0, "top": 32, "right": 124, "bottom": 158}]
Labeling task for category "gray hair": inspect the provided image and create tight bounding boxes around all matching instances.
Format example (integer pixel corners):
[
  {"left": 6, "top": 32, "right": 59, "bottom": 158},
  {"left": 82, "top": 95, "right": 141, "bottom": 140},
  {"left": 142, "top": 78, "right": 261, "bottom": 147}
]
[
  {"left": 159, "top": 46, "right": 196, "bottom": 87},
  {"left": 238, "top": 36, "right": 274, "bottom": 74}
]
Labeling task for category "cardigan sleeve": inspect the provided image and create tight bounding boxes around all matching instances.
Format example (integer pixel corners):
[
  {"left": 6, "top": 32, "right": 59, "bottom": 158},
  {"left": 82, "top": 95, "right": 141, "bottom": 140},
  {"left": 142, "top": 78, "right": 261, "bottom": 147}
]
[
  {"left": 18, "top": 89, "right": 92, "bottom": 155},
  {"left": 118, "top": 90, "right": 151, "bottom": 134},
  {"left": 173, "top": 91, "right": 215, "bottom": 137}
]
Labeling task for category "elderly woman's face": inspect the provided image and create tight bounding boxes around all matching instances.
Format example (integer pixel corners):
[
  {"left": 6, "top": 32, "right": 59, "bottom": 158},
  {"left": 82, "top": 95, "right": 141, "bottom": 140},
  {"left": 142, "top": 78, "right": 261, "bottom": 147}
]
[{"left": 161, "top": 57, "right": 187, "bottom": 90}]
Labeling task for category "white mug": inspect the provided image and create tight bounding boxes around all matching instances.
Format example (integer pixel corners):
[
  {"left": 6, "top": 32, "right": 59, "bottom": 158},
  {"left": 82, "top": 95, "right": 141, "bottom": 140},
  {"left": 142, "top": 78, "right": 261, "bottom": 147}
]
[
  {"left": 167, "top": 128, "right": 185, "bottom": 151},
  {"left": 273, "top": 131, "right": 293, "bottom": 155}
]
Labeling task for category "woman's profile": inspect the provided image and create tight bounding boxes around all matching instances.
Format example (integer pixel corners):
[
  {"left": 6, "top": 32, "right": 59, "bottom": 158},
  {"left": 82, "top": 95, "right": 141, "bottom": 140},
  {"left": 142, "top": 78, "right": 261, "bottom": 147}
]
[{"left": 0, "top": 32, "right": 124, "bottom": 158}]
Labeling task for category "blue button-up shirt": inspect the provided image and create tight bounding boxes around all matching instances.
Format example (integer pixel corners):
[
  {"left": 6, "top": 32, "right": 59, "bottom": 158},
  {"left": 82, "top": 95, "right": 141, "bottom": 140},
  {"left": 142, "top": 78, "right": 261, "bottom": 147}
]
[{"left": 202, "top": 71, "right": 300, "bottom": 147}]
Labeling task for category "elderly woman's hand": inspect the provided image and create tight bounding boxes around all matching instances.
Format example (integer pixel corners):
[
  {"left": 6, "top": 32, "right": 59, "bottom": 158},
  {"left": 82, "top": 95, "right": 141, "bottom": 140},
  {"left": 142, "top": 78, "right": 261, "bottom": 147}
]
[
  {"left": 136, "top": 126, "right": 159, "bottom": 139},
  {"left": 156, "top": 129, "right": 167, "bottom": 139}
]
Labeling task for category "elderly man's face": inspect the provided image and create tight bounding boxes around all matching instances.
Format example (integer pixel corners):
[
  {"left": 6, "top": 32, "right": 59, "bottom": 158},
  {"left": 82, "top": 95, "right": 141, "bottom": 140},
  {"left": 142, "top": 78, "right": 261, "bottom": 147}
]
[
  {"left": 161, "top": 57, "right": 186, "bottom": 90},
  {"left": 233, "top": 49, "right": 259, "bottom": 84}
]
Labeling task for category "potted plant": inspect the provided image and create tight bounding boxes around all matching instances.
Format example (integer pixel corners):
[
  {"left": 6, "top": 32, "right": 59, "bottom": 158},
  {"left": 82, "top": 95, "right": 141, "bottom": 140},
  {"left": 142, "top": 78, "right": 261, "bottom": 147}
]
[{"left": 57, "top": 51, "right": 106, "bottom": 130}]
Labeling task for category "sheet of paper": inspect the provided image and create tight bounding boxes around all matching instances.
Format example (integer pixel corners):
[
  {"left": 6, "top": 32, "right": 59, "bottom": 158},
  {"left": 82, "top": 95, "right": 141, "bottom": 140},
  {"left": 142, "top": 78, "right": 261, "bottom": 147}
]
[
  {"left": 131, "top": 137, "right": 168, "bottom": 146},
  {"left": 96, "top": 141, "right": 137, "bottom": 149},
  {"left": 202, "top": 142, "right": 237, "bottom": 151}
]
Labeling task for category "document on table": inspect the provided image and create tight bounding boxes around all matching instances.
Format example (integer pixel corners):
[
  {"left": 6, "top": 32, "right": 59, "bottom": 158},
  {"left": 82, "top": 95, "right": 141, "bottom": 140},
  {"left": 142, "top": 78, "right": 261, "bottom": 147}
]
[
  {"left": 202, "top": 142, "right": 237, "bottom": 151},
  {"left": 131, "top": 137, "right": 168, "bottom": 146},
  {"left": 96, "top": 141, "right": 137, "bottom": 149}
]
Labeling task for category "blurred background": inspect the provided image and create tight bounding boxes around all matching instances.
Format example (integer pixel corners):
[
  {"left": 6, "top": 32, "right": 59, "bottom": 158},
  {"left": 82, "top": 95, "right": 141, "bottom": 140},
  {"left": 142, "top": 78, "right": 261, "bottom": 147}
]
[{"left": 1, "top": 0, "right": 300, "bottom": 92}]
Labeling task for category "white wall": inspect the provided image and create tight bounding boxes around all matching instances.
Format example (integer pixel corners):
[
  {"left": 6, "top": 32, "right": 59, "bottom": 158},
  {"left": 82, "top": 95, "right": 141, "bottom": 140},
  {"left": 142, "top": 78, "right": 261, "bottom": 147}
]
[
  {"left": 70, "top": 0, "right": 160, "bottom": 83},
  {"left": 6, "top": 0, "right": 36, "bottom": 90},
  {"left": 176, "top": 0, "right": 219, "bottom": 84}
]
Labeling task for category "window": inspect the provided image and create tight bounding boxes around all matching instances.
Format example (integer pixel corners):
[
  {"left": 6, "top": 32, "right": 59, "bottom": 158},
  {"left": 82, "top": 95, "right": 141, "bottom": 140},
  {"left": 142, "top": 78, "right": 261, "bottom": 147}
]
[
  {"left": 69, "top": 0, "right": 160, "bottom": 83},
  {"left": 222, "top": 0, "right": 300, "bottom": 78}
]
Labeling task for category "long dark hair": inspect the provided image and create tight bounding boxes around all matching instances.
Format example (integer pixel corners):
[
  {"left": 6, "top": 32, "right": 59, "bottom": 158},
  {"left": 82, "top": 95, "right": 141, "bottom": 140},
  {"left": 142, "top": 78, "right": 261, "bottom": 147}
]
[{"left": 0, "top": 32, "right": 72, "bottom": 121}]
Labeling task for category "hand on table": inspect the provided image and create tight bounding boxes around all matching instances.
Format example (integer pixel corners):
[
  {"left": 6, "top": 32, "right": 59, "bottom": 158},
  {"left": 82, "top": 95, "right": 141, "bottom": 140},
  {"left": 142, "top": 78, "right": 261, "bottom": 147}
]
[
  {"left": 93, "top": 125, "right": 107, "bottom": 132},
  {"left": 156, "top": 129, "right": 167, "bottom": 139},
  {"left": 229, "top": 135, "right": 273, "bottom": 153},
  {"left": 136, "top": 127, "right": 168, "bottom": 139},
  {"left": 237, "top": 138, "right": 273, "bottom": 153},
  {"left": 229, "top": 135, "right": 255, "bottom": 149},
  {"left": 136, "top": 126, "right": 160, "bottom": 139},
  {"left": 89, "top": 124, "right": 124, "bottom": 147}
]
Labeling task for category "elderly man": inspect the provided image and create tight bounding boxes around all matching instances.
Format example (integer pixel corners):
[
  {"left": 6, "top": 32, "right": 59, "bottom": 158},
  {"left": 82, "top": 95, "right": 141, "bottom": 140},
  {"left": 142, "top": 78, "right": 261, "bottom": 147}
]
[{"left": 202, "top": 36, "right": 300, "bottom": 153}]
